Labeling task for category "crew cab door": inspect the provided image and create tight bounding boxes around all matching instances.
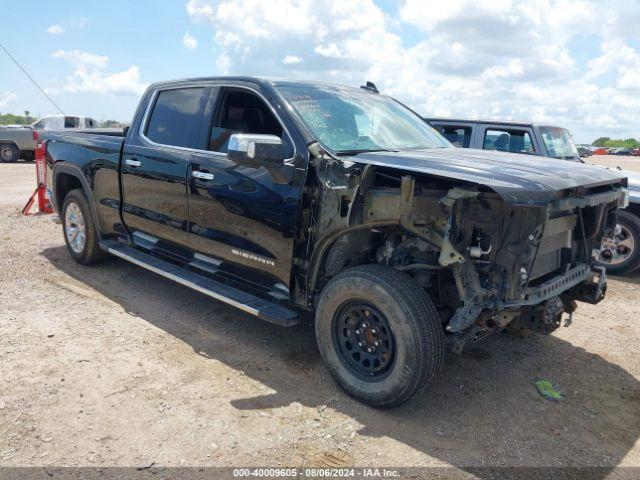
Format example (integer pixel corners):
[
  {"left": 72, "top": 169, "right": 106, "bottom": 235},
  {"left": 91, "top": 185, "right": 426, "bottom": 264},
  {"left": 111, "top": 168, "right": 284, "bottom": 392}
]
[
  {"left": 187, "top": 86, "right": 301, "bottom": 286},
  {"left": 121, "top": 86, "right": 210, "bottom": 250}
]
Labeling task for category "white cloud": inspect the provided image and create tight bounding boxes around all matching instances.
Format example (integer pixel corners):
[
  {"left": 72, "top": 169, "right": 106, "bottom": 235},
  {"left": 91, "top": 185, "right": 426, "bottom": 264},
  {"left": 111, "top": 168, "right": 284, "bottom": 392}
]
[
  {"left": 585, "top": 41, "right": 640, "bottom": 79},
  {"left": 314, "top": 43, "right": 347, "bottom": 59},
  {"left": 617, "top": 67, "right": 640, "bottom": 90},
  {"left": 53, "top": 50, "right": 109, "bottom": 69},
  {"left": 398, "top": 0, "right": 587, "bottom": 80},
  {"left": 182, "top": 31, "right": 198, "bottom": 50},
  {"left": 282, "top": 55, "right": 303, "bottom": 65},
  {"left": 49, "top": 50, "right": 147, "bottom": 97},
  {"left": 186, "top": 0, "right": 640, "bottom": 141},
  {"left": 187, "top": 0, "right": 402, "bottom": 75},
  {"left": 47, "top": 24, "right": 65, "bottom": 35},
  {"left": 0, "top": 91, "right": 17, "bottom": 108}
]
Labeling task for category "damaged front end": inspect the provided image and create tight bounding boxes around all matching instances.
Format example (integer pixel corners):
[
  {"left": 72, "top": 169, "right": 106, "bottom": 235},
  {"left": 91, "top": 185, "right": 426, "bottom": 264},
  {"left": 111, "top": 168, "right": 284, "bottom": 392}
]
[{"left": 299, "top": 150, "right": 628, "bottom": 351}]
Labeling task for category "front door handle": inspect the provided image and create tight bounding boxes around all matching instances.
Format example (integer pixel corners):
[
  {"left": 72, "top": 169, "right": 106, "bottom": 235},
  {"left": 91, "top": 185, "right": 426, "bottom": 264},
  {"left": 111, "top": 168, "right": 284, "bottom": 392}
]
[
  {"left": 192, "top": 171, "right": 215, "bottom": 181},
  {"left": 125, "top": 158, "right": 141, "bottom": 167}
]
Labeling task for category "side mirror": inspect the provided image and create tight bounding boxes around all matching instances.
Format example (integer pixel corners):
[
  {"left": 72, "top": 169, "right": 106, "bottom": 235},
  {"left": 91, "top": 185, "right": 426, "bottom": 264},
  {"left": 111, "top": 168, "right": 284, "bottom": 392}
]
[{"left": 228, "top": 134, "right": 284, "bottom": 165}]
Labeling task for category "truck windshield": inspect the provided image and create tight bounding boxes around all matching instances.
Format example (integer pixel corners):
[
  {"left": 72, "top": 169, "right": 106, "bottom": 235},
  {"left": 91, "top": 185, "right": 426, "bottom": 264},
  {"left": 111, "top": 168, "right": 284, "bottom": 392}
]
[
  {"left": 540, "top": 126, "right": 580, "bottom": 160},
  {"left": 276, "top": 84, "right": 451, "bottom": 155}
]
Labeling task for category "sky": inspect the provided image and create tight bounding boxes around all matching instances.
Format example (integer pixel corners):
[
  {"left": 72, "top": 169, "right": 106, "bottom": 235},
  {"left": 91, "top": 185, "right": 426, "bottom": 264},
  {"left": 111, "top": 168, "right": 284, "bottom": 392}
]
[{"left": 1, "top": 0, "right": 640, "bottom": 143}]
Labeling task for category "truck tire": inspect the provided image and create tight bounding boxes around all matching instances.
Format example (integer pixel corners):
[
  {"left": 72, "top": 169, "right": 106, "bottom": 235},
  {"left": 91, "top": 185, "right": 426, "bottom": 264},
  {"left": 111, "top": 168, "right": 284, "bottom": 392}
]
[
  {"left": 315, "top": 265, "right": 444, "bottom": 408},
  {"left": 62, "top": 189, "right": 108, "bottom": 265},
  {"left": 0, "top": 143, "right": 19, "bottom": 163},
  {"left": 598, "top": 210, "right": 640, "bottom": 275}
]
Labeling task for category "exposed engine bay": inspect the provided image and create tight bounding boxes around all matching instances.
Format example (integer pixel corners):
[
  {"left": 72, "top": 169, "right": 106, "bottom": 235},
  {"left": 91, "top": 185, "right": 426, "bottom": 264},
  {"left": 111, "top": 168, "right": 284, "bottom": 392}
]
[{"left": 297, "top": 149, "right": 627, "bottom": 352}]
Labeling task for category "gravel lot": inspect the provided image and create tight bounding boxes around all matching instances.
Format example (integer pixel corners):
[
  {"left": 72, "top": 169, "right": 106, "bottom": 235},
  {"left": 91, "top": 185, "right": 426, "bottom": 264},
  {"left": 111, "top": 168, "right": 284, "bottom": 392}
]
[{"left": 1, "top": 157, "right": 639, "bottom": 474}]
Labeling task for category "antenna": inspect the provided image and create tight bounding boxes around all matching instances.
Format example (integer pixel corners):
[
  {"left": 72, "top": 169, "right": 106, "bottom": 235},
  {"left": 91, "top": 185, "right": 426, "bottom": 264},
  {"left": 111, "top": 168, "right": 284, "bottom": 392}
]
[
  {"left": 0, "top": 41, "right": 65, "bottom": 115},
  {"left": 360, "top": 81, "right": 379, "bottom": 93}
]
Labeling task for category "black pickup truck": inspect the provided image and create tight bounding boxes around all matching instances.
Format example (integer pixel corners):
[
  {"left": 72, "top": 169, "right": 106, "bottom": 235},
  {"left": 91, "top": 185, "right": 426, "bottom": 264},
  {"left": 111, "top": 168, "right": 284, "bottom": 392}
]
[{"left": 45, "top": 77, "right": 627, "bottom": 407}]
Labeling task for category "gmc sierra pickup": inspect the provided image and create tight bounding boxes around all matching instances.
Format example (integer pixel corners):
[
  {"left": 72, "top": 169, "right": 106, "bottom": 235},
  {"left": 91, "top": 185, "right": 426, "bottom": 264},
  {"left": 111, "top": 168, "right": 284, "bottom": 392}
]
[{"left": 45, "top": 77, "right": 627, "bottom": 407}]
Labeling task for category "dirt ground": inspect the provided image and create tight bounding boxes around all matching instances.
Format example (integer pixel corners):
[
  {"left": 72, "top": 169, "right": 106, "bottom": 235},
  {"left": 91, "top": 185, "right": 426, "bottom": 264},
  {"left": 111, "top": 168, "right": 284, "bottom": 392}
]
[
  {"left": 585, "top": 154, "right": 640, "bottom": 172},
  {"left": 1, "top": 156, "right": 640, "bottom": 475}
]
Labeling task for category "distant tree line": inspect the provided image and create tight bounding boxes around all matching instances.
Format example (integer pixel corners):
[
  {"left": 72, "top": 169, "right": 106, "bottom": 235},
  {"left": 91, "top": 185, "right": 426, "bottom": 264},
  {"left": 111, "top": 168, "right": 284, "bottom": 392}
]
[
  {"left": 0, "top": 112, "right": 31, "bottom": 125},
  {"left": 592, "top": 137, "right": 640, "bottom": 148}
]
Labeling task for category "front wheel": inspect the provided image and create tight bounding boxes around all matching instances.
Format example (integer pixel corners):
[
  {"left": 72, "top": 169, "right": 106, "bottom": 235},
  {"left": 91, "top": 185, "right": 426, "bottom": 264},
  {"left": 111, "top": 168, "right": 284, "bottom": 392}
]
[
  {"left": 62, "top": 189, "right": 108, "bottom": 265},
  {"left": 315, "top": 265, "right": 444, "bottom": 408},
  {"left": 598, "top": 210, "right": 640, "bottom": 275}
]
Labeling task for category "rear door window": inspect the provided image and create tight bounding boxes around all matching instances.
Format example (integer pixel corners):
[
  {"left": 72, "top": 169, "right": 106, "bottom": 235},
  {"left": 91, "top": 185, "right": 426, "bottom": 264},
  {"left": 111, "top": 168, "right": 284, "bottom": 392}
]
[
  {"left": 145, "top": 87, "right": 206, "bottom": 148},
  {"left": 436, "top": 125, "right": 472, "bottom": 148},
  {"left": 483, "top": 128, "right": 536, "bottom": 154},
  {"left": 64, "top": 116, "right": 80, "bottom": 128}
]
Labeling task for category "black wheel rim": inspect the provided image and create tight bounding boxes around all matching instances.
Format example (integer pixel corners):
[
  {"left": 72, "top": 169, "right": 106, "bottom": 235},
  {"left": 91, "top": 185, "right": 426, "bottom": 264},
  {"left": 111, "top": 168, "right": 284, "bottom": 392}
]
[{"left": 332, "top": 301, "right": 396, "bottom": 381}]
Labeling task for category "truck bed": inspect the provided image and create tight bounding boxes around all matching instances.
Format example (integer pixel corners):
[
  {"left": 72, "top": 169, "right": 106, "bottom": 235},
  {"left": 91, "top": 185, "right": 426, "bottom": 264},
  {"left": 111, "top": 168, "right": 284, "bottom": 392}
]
[
  {"left": 45, "top": 130, "right": 125, "bottom": 233},
  {"left": 44, "top": 128, "right": 125, "bottom": 142}
]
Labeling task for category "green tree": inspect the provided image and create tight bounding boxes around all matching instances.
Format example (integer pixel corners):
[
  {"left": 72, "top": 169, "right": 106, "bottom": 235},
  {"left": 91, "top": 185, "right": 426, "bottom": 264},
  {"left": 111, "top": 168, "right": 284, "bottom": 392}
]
[
  {"left": 601, "top": 138, "right": 640, "bottom": 148},
  {"left": 0, "top": 113, "right": 30, "bottom": 126},
  {"left": 592, "top": 137, "right": 610, "bottom": 147}
]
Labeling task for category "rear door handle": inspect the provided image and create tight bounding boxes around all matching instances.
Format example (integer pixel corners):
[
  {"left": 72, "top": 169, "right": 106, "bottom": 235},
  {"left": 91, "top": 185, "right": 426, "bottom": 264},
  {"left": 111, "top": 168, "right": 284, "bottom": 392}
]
[
  {"left": 192, "top": 171, "right": 215, "bottom": 180},
  {"left": 125, "top": 158, "right": 141, "bottom": 167}
]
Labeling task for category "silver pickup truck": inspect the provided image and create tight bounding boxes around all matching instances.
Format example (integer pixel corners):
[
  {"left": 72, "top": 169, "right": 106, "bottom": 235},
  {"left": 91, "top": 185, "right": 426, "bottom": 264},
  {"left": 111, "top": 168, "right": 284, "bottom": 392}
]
[{"left": 0, "top": 115, "right": 98, "bottom": 162}]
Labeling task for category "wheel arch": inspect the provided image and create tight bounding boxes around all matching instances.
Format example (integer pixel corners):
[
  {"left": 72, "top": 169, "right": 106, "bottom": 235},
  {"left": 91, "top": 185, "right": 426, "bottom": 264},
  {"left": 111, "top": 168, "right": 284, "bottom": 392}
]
[
  {"left": 305, "top": 221, "right": 399, "bottom": 304},
  {"left": 53, "top": 163, "right": 102, "bottom": 234}
]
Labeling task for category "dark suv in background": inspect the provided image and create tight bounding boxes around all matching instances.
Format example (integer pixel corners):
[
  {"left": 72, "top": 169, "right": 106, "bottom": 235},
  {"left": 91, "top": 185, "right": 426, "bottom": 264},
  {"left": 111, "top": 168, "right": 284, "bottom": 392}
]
[{"left": 426, "top": 118, "right": 640, "bottom": 275}]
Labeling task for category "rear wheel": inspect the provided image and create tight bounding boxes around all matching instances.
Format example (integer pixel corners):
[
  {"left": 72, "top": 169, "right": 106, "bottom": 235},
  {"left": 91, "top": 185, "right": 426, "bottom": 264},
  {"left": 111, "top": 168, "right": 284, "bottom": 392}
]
[
  {"left": 62, "top": 189, "right": 108, "bottom": 265},
  {"left": 0, "top": 143, "right": 19, "bottom": 163},
  {"left": 315, "top": 265, "right": 444, "bottom": 408},
  {"left": 598, "top": 210, "right": 640, "bottom": 275}
]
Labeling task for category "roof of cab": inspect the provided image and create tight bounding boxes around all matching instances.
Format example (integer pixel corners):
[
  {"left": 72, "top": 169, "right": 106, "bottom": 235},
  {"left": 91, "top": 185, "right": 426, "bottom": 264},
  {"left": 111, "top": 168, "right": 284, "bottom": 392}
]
[
  {"left": 424, "top": 117, "right": 566, "bottom": 129},
  {"left": 146, "top": 76, "right": 377, "bottom": 94}
]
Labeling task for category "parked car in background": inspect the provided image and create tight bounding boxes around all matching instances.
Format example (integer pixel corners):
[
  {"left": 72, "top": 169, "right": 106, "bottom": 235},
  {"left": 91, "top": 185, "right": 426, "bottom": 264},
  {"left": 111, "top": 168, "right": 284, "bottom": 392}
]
[
  {"left": 31, "top": 114, "right": 99, "bottom": 131},
  {"left": 576, "top": 144, "right": 593, "bottom": 157},
  {"left": 43, "top": 77, "right": 626, "bottom": 407},
  {"left": 426, "top": 118, "right": 640, "bottom": 274},
  {"left": 0, "top": 114, "right": 98, "bottom": 162},
  {"left": 633, "top": 148, "right": 640, "bottom": 156},
  {"left": 0, "top": 127, "right": 38, "bottom": 162},
  {"left": 612, "top": 148, "right": 634, "bottom": 156}
]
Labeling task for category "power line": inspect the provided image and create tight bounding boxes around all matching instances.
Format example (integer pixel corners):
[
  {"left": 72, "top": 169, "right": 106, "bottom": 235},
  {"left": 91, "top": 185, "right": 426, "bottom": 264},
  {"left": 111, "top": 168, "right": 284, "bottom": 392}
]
[{"left": 0, "top": 40, "right": 65, "bottom": 115}]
